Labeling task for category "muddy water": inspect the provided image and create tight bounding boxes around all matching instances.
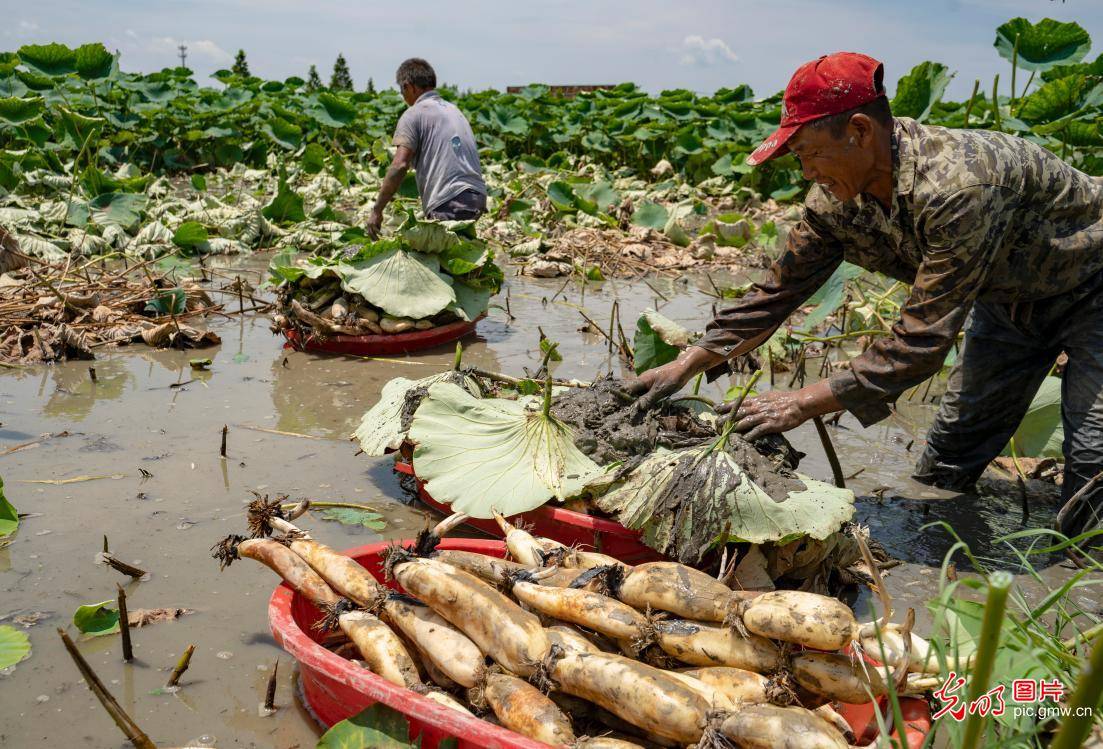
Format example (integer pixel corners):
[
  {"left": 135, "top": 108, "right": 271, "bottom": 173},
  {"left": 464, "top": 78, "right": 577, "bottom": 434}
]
[{"left": 0, "top": 257, "right": 1088, "bottom": 747}]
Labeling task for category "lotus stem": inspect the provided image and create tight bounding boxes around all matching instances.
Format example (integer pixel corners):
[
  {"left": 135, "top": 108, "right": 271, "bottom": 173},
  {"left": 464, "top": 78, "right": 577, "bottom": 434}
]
[
  {"left": 1010, "top": 32, "right": 1019, "bottom": 104},
  {"left": 165, "top": 644, "right": 196, "bottom": 689},
  {"left": 960, "top": 571, "right": 1012, "bottom": 749},
  {"left": 57, "top": 628, "right": 157, "bottom": 749},
  {"left": 813, "top": 415, "right": 846, "bottom": 489},
  {"left": 452, "top": 341, "right": 463, "bottom": 371},
  {"left": 963, "top": 79, "right": 980, "bottom": 128},
  {"left": 717, "top": 369, "right": 762, "bottom": 446},
  {"left": 1050, "top": 636, "right": 1103, "bottom": 749},
  {"left": 991, "top": 74, "right": 1003, "bottom": 132},
  {"left": 542, "top": 375, "right": 553, "bottom": 418}
]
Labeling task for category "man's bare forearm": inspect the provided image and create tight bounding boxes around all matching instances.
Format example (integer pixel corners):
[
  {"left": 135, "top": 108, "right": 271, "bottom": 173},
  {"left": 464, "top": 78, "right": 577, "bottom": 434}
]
[{"left": 372, "top": 161, "right": 408, "bottom": 215}]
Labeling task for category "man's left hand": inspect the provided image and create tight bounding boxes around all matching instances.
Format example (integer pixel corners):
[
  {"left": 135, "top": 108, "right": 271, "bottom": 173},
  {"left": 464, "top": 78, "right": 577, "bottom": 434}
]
[{"left": 717, "top": 380, "right": 842, "bottom": 440}]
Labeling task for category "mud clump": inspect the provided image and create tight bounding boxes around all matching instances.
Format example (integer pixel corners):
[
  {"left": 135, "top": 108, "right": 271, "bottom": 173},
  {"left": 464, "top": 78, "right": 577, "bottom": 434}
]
[
  {"left": 550, "top": 376, "right": 713, "bottom": 465},
  {"left": 551, "top": 376, "right": 806, "bottom": 501},
  {"left": 399, "top": 371, "right": 472, "bottom": 431}
]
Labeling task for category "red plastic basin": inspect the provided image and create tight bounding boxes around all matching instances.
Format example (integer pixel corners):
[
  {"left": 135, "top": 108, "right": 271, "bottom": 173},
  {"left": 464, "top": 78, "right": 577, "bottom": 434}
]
[
  {"left": 394, "top": 459, "right": 663, "bottom": 565},
  {"left": 282, "top": 315, "right": 482, "bottom": 356},
  {"left": 268, "top": 538, "right": 931, "bottom": 748}
]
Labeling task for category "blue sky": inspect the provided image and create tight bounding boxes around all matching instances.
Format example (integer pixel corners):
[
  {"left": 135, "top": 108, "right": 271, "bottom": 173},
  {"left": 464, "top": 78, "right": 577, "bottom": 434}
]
[{"left": 4, "top": 0, "right": 1102, "bottom": 99}]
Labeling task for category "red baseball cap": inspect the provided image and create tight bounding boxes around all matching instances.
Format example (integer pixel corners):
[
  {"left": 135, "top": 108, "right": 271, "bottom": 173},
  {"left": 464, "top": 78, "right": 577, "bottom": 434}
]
[{"left": 746, "top": 52, "right": 885, "bottom": 166}]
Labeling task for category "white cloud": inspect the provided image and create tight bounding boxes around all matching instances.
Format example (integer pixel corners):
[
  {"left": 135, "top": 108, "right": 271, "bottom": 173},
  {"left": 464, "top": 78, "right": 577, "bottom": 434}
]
[
  {"left": 679, "top": 35, "right": 739, "bottom": 66},
  {"left": 19, "top": 21, "right": 39, "bottom": 32},
  {"left": 148, "top": 36, "right": 233, "bottom": 65}
]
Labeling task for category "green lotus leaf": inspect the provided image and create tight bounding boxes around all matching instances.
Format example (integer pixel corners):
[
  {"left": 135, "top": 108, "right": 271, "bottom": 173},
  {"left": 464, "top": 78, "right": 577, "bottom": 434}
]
[
  {"left": 1002, "top": 376, "right": 1063, "bottom": 459},
  {"left": 56, "top": 106, "right": 104, "bottom": 148},
  {"left": 633, "top": 309, "right": 696, "bottom": 374},
  {"left": 0, "top": 625, "right": 30, "bottom": 669},
  {"left": 409, "top": 383, "right": 602, "bottom": 519},
  {"left": 18, "top": 43, "right": 76, "bottom": 77},
  {"left": 0, "top": 96, "right": 43, "bottom": 125},
  {"left": 262, "top": 171, "right": 306, "bottom": 224},
  {"left": 353, "top": 372, "right": 483, "bottom": 456},
  {"left": 261, "top": 117, "right": 302, "bottom": 150},
  {"left": 338, "top": 249, "right": 456, "bottom": 319},
  {"left": 317, "top": 703, "right": 418, "bottom": 749},
  {"left": 892, "top": 61, "right": 953, "bottom": 122},
  {"left": 592, "top": 443, "right": 855, "bottom": 562},
  {"left": 0, "top": 53, "right": 20, "bottom": 76},
  {"left": 995, "top": 18, "right": 1091, "bottom": 72},
  {"left": 0, "top": 476, "right": 16, "bottom": 538},
  {"left": 309, "top": 92, "right": 358, "bottom": 127},
  {"left": 439, "top": 240, "right": 489, "bottom": 276},
  {"left": 73, "top": 600, "right": 120, "bottom": 637},
  {"left": 631, "top": 201, "right": 669, "bottom": 229},
  {"left": 172, "top": 221, "right": 209, "bottom": 251},
  {"left": 449, "top": 279, "right": 492, "bottom": 321},
  {"left": 399, "top": 219, "right": 462, "bottom": 253},
  {"left": 576, "top": 181, "right": 619, "bottom": 211},
  {"left": 799, "top": 261, "right": 864, "bottom": 333},
  {"left": 1042, "top": 53, "right": 1103, "bottom": 83},
  {"left": 74, "top": 43, "right": 114, "bottom": 80},
  {"left": 1020, "top": 75, "right": 1103, "bottom": 124},
  {"left": 301, "top": 142, "right": 326, "bottom": 174},
  {"left": 89, "top": 192, "right": 147, "bottom": 230}
]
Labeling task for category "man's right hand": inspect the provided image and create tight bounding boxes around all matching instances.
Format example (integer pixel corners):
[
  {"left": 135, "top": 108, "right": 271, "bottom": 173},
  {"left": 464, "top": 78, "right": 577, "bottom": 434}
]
[
  {"left": 365, "top": 208, "right": 384, "bottom": 239},
  {"left": 625, "top": 360, "right": 695, "bottom": 411},
  {"left": 625, "top": 346, "right": 727, "bottom": 411}
]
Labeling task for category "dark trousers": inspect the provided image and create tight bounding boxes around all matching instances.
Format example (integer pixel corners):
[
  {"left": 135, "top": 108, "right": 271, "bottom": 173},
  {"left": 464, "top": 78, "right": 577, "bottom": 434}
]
[
  {"left": 913, "top": 270, "right": 1103, "bottom": 538},
  {"left": 427, "top": 189, "right": 487, "bottom": 221}
]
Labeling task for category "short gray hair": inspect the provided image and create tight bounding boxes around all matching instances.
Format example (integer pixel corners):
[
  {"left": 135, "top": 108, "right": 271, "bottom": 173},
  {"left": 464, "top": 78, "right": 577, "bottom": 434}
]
[{"left": 396, "top": 58, "right": 436, "bottom": 90}]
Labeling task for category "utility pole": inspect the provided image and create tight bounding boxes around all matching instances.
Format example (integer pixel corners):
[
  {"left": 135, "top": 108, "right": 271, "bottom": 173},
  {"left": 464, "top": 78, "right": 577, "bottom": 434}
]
[{"left": 177, "top": 44, "right": 188, "bottom": 68}]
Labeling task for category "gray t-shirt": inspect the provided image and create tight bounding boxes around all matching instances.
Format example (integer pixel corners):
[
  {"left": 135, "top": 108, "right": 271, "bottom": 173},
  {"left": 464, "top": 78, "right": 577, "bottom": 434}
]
[{"left": 392, "top": 91, "right": 487, "bottom": 213}]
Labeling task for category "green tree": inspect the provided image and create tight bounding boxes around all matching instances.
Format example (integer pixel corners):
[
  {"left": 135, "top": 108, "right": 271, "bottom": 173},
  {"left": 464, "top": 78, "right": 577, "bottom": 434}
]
[
  {"left": 329, "top": 53, "right": 353, "bottom": 91},
  {"left": 231, "top": 49, "right": 250, "bottom": 77},
  {"left": 365, "top": 76, "right": 376, "bottom": 95},
  {"left": 306, "top": 64, "right": 323, "bottom": 92}
]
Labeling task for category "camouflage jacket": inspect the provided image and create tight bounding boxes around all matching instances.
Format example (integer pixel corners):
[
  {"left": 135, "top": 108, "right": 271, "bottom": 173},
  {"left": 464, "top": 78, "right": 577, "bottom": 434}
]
[{"left": 697, "top": 117, "right": 1103, "bottom": 425}]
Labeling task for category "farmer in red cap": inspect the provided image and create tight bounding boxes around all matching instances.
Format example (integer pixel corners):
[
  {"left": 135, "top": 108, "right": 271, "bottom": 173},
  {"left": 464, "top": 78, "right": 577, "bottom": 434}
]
[{"left": 629, "top": 52, "right": 1103, "bottom": 547}]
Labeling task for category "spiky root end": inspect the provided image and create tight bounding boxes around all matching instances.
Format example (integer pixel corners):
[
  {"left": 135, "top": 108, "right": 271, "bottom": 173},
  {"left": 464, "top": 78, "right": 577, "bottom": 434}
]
[
  {"left": 765, "top": 670, "right": 799, "bottom": 706},
  {"left": 382, "top": 542, "right": 416, "bottom": 581},
  {"left": 530, "top": 643, "right": 565, "bottom": 694},
  {"left": 411, "top": 526, "right": 443, "bottom": 558},
  {"left": 246, "top": 492, "right": 288, "bottom": 538},
  {"left": 211, "top": 534, "right": 245, "bottom": 570},
  {"left": 600, "top": 563, "right": 627, "bottom": 598},
  {"left": 313, "top": 598, "right": 357, "bottom": 634},
  {"left": 724, "top": 598, "right": 751, "bottom": 636}
]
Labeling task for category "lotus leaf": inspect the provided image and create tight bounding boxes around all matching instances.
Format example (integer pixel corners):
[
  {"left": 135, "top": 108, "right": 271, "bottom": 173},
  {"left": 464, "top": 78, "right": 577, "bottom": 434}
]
[
  {"left": 0, "top": 96, "right": 43, "bottom": 125},
  {"left": 338, "top": 249, "right": 456, "bottom": 319},
  {"left": 0, "top": 477, "right": 16, "bottom": 538},
  {"left": 995, "top": 18, "right": 1091, "bottom": 72},
  {"left": 74, "top": 43, "right": 114, "bottom": 80},
  {"left": 0, "top": 625, "right": 30, "bottom": 669},
  {"left": 892, "top": 61, "right": 953, "bottom": 122},
  {"left": 592, "top": 441, "right": 855, "bottom": 562},
  {"left": 353, "top": 372, "right": 482, "bottom": 456},
  {"left": 408, "top": 383, "right": 601, "bottom": 518},
  {"left": 17, "top": 43, "right": 75, "bottom": 77},
  {"left": 1002, "top": 376, "right": 1063, "bottom": 459}
]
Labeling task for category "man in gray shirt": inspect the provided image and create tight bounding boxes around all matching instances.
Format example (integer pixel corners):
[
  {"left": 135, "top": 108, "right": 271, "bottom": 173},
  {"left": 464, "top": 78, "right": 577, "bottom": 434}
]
[{"left": 366, "top": 58, "right": 487, "bottom": 237}]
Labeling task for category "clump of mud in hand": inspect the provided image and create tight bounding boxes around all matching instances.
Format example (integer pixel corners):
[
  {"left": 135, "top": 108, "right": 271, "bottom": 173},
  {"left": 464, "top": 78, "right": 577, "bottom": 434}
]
[{"left": 551, "top": 375, "right": 805, "bottom": 500}]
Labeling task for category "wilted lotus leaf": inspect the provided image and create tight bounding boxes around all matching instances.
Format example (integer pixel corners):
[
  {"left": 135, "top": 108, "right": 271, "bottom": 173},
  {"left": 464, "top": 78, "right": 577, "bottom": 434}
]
[
  {"left": 591, "top": 437, "right": 854, "bottom": 563},
  {"left": 408, "top": 382, "right": 601, "bottom": 518},
  {"left": 353, "top": 371, "right": 482, "bottom": 456}
]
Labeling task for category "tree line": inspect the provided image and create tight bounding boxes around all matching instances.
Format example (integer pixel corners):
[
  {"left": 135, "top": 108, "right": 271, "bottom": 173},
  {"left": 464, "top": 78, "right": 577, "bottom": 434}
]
[{"left": 232, "top": 49, "right": 375, "bottom": 93}]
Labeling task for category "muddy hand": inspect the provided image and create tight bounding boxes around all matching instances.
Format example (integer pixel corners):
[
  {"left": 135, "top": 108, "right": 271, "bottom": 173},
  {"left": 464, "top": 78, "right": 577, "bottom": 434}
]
[
  {"left": 625, "top": 361, "right": 691, "bottom": 413},
  {"left": 721, "top": 389, "right": 808, "bottom": 441}
]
